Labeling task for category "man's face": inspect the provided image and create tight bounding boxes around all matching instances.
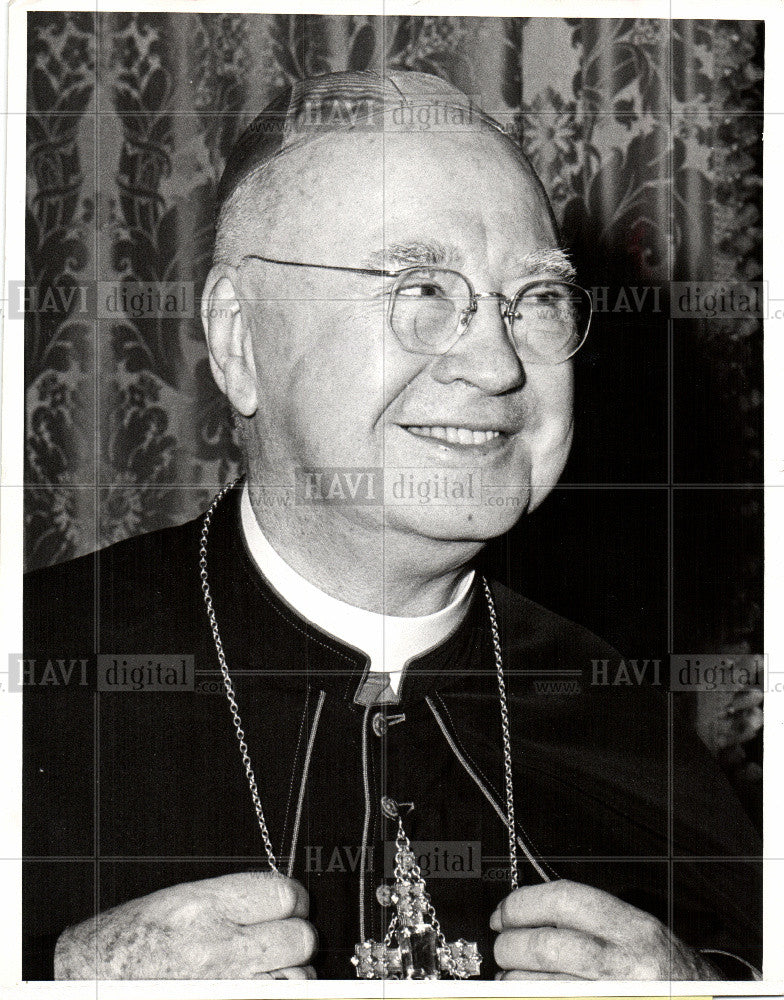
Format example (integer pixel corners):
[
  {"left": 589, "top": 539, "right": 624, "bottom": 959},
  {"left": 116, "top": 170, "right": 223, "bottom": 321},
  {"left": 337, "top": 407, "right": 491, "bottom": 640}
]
[{"left": 238, "top": 127, "right": 574, "bottom": 542}]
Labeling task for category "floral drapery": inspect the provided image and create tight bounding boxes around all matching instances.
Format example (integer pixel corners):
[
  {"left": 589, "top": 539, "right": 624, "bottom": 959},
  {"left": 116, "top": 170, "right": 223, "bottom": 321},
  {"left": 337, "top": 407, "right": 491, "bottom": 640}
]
[{"left": 24, "top": 14, "right": 762, "bottom": 649}]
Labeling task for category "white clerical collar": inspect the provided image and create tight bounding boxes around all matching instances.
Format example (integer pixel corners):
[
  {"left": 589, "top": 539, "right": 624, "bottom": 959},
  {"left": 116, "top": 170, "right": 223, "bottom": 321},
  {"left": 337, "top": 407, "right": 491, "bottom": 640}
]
[{"left": 240, "top": 483, "right": 475, "bottom": 693}]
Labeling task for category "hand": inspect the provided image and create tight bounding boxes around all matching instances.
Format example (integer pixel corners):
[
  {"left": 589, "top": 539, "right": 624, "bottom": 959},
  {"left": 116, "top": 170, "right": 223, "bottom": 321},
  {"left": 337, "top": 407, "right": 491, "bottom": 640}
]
[
  {"left": 695, "top": 686, "right": 763, "bottom": 756},
  {"left": 490, "top": 879, "right": 719, "bottom": 980},
  {"left": 54, "top": 871, "right": 317, "bottom": 979}
]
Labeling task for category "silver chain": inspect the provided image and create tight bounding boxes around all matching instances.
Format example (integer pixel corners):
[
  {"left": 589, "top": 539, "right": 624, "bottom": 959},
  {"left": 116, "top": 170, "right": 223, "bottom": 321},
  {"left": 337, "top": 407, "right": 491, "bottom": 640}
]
[
  {"left": 199, "top": 482, "right": 518, "bottom": 892},
  {"left": 199, "top": 478, "right": 279, "bottom": 873},
  {"left": 482, "top": 577, "right": 519, "bottom": 891}
]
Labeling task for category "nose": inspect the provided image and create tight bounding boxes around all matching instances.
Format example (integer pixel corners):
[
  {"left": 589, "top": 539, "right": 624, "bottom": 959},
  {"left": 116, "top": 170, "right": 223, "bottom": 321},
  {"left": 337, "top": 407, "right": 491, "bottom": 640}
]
[{"left": 428, "top": 294, "right": 525, "bottom": 394}]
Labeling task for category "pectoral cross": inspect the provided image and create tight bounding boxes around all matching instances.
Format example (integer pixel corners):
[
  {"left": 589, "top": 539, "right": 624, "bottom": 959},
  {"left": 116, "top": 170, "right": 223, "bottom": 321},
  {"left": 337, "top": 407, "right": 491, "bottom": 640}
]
[{"left": 352, "top": 812, "right": 481, "bottom": 980}]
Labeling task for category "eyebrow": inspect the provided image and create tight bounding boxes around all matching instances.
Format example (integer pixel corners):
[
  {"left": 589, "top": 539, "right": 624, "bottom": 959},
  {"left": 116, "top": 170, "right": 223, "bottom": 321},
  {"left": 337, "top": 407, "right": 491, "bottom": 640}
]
[
  {"left": 363, "top": 241, "right": 461, "bottom": 269},
  {"left": 513, "top": 249, "right": 577, "bottom": 282},
  {"left": 363, "top": 243, "right": 576, "bottom": 281}
]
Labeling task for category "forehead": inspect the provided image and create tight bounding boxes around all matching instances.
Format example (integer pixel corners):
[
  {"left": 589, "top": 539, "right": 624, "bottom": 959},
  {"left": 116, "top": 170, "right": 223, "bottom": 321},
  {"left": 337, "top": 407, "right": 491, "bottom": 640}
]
[{"left": 255, "top": 129, "right": 557, "bottom": 266}]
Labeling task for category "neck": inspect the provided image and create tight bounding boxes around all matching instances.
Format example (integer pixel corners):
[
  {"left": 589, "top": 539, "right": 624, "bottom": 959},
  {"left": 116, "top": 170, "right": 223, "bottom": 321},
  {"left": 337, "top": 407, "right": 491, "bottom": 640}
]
[{"left": 247, "top": 478, "right": 482, "bottom": 616}]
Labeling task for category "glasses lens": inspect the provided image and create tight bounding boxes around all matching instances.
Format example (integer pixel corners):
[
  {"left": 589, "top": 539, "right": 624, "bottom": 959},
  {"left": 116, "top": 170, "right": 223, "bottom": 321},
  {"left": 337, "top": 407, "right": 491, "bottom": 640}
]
[
  {"left": 511, "top": 281, "right": 591, "bottom": 362},
  {"left": 390, "top": 268, "right": 472, "bottom": 353}
]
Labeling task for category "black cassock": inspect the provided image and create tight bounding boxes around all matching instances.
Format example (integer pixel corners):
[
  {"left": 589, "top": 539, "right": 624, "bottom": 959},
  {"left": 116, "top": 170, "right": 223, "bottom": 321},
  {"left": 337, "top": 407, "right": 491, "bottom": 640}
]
[{"left": 23, "top": 483, "right": 761, "bottom": 979}]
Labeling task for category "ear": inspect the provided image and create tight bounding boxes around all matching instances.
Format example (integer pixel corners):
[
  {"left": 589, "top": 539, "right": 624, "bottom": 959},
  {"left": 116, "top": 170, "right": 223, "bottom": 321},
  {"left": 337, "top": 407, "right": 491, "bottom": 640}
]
[{"left": 201, "top": 266, "right": 258, "bottom": 417}]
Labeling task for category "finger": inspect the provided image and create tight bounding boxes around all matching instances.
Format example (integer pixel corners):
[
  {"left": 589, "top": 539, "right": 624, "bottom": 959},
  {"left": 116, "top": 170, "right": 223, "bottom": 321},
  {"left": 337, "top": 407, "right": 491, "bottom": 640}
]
[
  {"left": 256, "top": 965, "right": 317, "bottom": 979},
  {"left": 725, "top": 722, "right": 760, "bottom": 746},
  {"left": 730, "top": 706, "right": 763, "bottom": 740},
  {"left": 729, "top": 654, "right": 764, "bottom": 686},
  {"left": 718, "top": 707, "right": 764, "bottom": 748},
  {"left": 728, "top": 689, "right": 763, "bottom": 712},
  {"left": 494, "top": 925, "right": 606, "bottom": 978},
  {"left": 204, "top": 872, "right": 309, "bottom": 924},
  {"left": 288, "top": 880, "right": 310, "bottom": 918},
  {"left": 244, "top": 918, "right": 318, "bottom": 974},
  {"left": 491, "top": 879, "right": 645, "bottom": 940},
  {"left": 495, "top": 970, "right": 589, "bottom": 980}
]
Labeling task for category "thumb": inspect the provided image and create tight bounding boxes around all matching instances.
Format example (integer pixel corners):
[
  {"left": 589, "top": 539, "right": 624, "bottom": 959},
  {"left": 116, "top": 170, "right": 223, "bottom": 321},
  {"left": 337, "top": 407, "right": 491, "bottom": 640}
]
[{"left": 204, "top": 871, "right": 309, "bottom": 924}]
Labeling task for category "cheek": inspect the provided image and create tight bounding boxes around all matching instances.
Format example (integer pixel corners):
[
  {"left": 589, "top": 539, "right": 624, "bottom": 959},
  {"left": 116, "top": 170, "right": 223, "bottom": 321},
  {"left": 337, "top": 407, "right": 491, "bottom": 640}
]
[
  {"left": 526, "top": 368, "right": 574, "bottom": 506},
  {"left": 283, "top": 305, "right": 395, "bottom": 449},
  {"left": 534, "top": 365, "right": 574, "bottom": 434},
  {"left": 522, "top": 368, "right": 573, "bottom": 464}
]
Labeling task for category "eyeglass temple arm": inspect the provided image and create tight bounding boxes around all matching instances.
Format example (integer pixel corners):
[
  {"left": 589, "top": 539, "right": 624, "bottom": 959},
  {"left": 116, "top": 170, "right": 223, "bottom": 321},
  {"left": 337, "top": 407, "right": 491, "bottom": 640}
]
[{"left": 241, "top": 254, "right": 399, "bottom": 278}]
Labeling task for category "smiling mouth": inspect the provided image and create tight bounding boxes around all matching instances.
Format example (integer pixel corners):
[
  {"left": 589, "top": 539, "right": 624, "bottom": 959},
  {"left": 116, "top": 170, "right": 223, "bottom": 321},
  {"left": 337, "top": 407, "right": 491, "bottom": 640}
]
[{"left": 403, "top": 425, "right": 507, "bottom": 446}]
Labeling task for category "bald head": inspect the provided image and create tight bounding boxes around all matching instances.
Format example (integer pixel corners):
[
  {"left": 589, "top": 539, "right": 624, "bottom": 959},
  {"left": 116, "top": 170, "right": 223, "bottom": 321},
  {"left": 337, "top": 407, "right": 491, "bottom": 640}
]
[{"left": 213, "top": 70, "right": 557, "bottom": 267}]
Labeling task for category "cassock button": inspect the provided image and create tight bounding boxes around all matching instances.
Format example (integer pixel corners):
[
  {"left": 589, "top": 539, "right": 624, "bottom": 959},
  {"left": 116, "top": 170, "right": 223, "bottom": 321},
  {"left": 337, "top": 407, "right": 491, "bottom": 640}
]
[
  {"left": 371, "top": 712, "right": 387, "bottom": 736},
  {"left": 380, "top": 795, "right": 398, "bottom": 819}
]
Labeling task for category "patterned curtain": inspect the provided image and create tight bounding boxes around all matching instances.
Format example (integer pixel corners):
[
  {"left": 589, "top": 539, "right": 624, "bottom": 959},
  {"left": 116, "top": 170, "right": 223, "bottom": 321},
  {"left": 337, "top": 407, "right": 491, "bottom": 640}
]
[{"left": 24, "top": 14, "right": 762, "bottom": 649}]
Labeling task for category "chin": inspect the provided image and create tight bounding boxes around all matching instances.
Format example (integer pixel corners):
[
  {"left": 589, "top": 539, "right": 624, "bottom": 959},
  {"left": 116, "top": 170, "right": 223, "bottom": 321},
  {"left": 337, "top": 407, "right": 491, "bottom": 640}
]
[{"left": 385, "top": 495, "right": 529, "bottom": 543}]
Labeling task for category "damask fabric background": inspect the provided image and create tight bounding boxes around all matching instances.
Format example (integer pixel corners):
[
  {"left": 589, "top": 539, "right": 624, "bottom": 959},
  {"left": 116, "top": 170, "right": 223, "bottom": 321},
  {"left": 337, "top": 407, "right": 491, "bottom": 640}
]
[{"left": 25, "top": 14, "right": 762, "bottom": 658}]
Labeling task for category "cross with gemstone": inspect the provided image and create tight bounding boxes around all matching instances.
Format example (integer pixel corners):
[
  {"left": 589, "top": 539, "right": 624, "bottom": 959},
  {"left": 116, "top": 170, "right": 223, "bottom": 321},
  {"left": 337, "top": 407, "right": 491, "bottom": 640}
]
[
  {"left": 351, "top": 834, "right": 481, "bottom": 980},
  {"left": 352, "top": 928, "right": 482, "bottom": 980}
]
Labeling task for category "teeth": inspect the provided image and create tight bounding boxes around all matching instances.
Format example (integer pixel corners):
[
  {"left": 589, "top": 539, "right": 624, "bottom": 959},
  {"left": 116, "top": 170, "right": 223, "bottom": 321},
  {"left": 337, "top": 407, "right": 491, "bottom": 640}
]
[{"left": 406, "top": 425, "right": 502, "bottom": 445}]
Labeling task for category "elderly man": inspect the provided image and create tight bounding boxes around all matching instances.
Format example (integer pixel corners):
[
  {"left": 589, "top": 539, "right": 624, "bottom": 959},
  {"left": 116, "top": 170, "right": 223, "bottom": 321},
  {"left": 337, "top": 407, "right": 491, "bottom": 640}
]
[{"left": 23, "top": 71, "right": 760, "bottom": 981}]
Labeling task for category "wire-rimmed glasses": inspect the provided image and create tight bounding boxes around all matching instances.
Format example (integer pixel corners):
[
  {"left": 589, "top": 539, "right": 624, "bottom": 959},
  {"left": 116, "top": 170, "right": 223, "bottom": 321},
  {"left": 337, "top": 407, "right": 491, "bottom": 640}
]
[{"left": 241, "top": 254, "right": 592, "bottom": 365}]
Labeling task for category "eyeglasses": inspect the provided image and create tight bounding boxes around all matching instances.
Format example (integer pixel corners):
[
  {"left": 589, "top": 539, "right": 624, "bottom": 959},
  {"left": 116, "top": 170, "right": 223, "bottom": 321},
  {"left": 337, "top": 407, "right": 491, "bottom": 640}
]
[{"left": 241, "top": 254, "right": 592, "bottom": 365}]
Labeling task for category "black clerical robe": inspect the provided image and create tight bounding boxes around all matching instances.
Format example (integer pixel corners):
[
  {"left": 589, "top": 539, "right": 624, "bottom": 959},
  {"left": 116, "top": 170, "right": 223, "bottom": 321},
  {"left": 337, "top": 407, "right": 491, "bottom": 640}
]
[{"left": 23, "top": 484, "right": 761, "bottom": 980}]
